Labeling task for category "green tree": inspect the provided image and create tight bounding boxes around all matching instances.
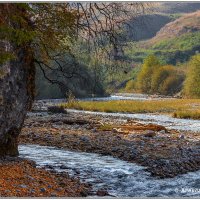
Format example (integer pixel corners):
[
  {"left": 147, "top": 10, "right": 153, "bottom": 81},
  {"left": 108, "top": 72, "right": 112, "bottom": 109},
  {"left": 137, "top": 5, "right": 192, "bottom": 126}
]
[
  {"left": 160, "top": 75, "right": 183, "bottom": 95},
  {"left": 183, "top": 54, "right": 200, "bottom": 98},
  {"left": 151, "top": 65, "right": 176, "bottom": 94},
  {"left": 125, "top": 79, "right": 136, "bottom": 92},
  {"left": 136, "top": 55, "right": 161, "bottom": 93},
  {"left": 0, "top": 3, "right": 149, "bottom": 156}
]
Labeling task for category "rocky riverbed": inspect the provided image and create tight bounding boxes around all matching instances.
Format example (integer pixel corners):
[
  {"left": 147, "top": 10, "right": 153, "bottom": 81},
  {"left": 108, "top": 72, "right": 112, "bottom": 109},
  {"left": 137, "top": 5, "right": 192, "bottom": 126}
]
[
  {"left": 19, "top": 144, "right": 200, "bottom": 197},
  {"left": 20, "top": 111, "right": 200, "bottom": 179}
]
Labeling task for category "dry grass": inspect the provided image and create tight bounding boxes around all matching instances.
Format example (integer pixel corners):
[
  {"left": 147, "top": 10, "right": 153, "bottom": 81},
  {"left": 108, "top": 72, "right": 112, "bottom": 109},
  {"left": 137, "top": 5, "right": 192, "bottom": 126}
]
[
  {"left": 61, "top": 99, "right": 200, "bottom": 119},
  {"left": 173, "top": 111, "right": 200, "bottom": 120}
]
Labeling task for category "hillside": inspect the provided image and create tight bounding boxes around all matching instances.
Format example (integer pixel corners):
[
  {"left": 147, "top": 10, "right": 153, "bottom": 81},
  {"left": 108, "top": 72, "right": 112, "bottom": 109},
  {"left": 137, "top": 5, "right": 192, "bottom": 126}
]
[
  {"left": 149, "top": 10, "right": 200, "bottom": 44},
  {"left": 125, "top": 14, "right": 173, "bottom": 41},
  {"left": 155, "top": 2, "right": 200, "bottom": 14},
  {"left": 125, "top": 10, "right": 200, "bottom": 65}
]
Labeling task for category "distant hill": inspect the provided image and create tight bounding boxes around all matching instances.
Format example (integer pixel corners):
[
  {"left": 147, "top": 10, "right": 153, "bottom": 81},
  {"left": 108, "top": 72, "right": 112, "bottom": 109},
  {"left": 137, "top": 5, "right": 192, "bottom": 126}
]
[
  {"left": 155, "top": 2, "right": 200, "bottom": 14},
  {"left": 126, "top": 14, "right": 173, "bottom": 41},
  {"left": 125, "top": 10, "right": 200, "bottom": 65},
  {"left": 149, "top": 10, "right": 200, "bottom": 44},
  {"left": 125, "top": 3, "right": 200, "bottom": 43}
]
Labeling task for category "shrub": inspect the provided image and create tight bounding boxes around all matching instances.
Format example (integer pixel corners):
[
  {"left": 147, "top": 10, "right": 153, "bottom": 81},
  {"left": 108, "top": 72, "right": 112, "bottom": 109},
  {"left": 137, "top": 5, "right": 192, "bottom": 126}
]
[
  {"left": 151, "top": 65, "right": 175, "bottom": 93},
  {"left": 183, "top": 54, "right": 200, "bottom": 98},
  {"left": 160, "top": 75, "right": 183, "bottom": 95},
  {"left": 135, "top": 55, "right": 184, "bottom": 95},
  {"left": 62, "top": 90, "right": 81, "bottom": 109},
  {"left": 173, "top": 111, "right": 200, "bottom": 120},
  {"left": 125, "top": 79, "right": 136, "bottom": 92},
  {"left": 136, "top": 55, "right": 161, "bottom": 93}
]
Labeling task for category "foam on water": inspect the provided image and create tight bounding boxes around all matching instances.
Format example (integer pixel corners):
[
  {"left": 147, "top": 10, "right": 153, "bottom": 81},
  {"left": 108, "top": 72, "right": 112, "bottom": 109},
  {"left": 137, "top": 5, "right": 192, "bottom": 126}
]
[{"left": 19, "top": 144, "right": 200, "bottom": 197}]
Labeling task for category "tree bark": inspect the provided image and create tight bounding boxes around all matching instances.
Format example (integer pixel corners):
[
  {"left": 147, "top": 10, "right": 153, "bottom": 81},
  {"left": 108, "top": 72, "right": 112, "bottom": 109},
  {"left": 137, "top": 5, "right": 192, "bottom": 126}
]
[
  {"left": 0, "top": 4, "right": 35, "bottom": 157},
  {"left": 0, "top": 45, "right": 35, "bottom": 157}
]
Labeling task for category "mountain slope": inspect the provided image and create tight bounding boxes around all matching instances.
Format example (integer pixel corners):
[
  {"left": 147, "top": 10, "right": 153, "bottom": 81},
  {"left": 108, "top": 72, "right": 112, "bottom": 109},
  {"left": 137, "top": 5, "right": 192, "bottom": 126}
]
[
  {"left": 126, "top": 14, "right": 173, "bottom": 41},
  {"left": 125, "top": 10, "right": 200, "bottom": 65},
  {"left": 149, "top": 10, "right": 200, "bottom": 44},
  {"left": 155, "top": 2, "right": 200, "bottom": 14}
]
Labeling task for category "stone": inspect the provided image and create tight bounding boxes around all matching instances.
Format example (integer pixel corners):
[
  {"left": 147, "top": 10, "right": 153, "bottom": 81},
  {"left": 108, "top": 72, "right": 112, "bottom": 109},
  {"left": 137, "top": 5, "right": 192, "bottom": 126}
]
[
  {"left": 19, "top": 184, "right": 28, "bottom": 189},
  {"left": 47, "top": 106, "right": 67, "bottom": 114},
  {"left": 59, "top": 165, "right": 69, "bottom": 169},
  {"left": 80, "top": 136, "right": 89, "bottom": 143},
  {"left": 80, "top": 190, "right": 88, "bottom": 197},
  {"left": 96, "top": 189, "right": 109, "bottom": 196},
  {"left": 111, "top": 147, "right": 119, "bottom": 152},
  {"left": 159, "top": 130, "right": 166, "bottom": 134},
  {"left": 40, "top": 188, "right": 46, "bottom": 193},
  {"left": 92, "top": 128, "right": 97, "bottom": 133},
  {"left": 50, "top": 193, "right": 57, "bottom": 197},
  {"left": 179, "top": 134, "right": 185, "bottom": 139},
  {"left": 144, "top": 130, "right": 156, "bottom": 137}
]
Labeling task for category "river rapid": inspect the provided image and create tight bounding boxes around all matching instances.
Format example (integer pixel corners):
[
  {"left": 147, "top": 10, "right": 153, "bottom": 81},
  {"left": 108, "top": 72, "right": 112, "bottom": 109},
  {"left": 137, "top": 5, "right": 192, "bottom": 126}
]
[
  {"left": 24, "top": 93, "right": 200, "bottom": 197},
  {"left": 19, "top": 144, "right": 200, "bottom": 198}
]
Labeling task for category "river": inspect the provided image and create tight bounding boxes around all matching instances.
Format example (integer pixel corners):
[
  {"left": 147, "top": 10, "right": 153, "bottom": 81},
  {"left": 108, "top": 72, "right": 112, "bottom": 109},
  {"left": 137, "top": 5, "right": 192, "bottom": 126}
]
[
  {"left": 19, "top": 144, "right": 200, "bottom": 197},
  {"left": 25, "top": 94, "right": 200, "bottom": 197},
  {"left": 34, "top": 93, "right": 200, "bottom": 132}
]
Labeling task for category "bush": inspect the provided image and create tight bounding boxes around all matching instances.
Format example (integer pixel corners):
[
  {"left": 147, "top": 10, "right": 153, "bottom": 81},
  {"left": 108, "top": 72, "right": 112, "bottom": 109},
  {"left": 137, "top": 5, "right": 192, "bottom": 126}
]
[
  {"left": 173, "top": 111, "right": 200, "bottom": 120},
  {"left": 151, "top": 65, "right": 184, "bottom": 95},
  {"left": 135, "top": 55, "right": 184, "bottom": 95},
  {"left": 183, "top": 54, "right": 200, "bottom": 98},
  {"left": 62, "top": 90, "right": 81, "bottom": 109},
  {"left": 136, "top": 55, "right": 161, "bottom": 93},
  {"left": 160, "top": 75, "right": 183, "bottom": 95},
  {"left": 125, "top": 79, "right": 136, "bottom": 92},
  {"left": 151, "top": 65, "right": 175, "bottom": 93}
]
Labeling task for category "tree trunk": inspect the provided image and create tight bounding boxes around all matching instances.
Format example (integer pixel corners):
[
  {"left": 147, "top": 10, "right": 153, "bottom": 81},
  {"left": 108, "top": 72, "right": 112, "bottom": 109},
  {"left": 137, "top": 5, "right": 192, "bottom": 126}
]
[
  {"left": 0, "top": 4, "right": 35, "bottom": 157},
  {"left": 0, "top": 45, "right": 35, "bottom": 157}
]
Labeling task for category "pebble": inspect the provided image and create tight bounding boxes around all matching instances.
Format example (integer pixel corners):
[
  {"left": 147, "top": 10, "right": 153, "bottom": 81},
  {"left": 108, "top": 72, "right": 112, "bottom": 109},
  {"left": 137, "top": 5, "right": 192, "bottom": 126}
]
[
  {"left": 80, "top": 136, "right": 89, "bottom": 143},
  {"left": 92, "top": 128, "right": 97, "bottom": 133},
  {"left": 59, "top": 165, "right": 69, "bottom": 169},
  {"left": 159, "top": 130, "right": 166, "bottom": 134},
  {"left": 179, "top": 134, "right": 185, "bottom": 139},
  {"left": 144, "top": 130, "right": 156, "bottom": 137},
  {"left": 19, "top": 184, "right": 28, "bottom": 189},
  {"left": 96, "top": 189, "right": 109, "bottom": 196},
  {"left": 50, "top": 193, "right": 57, "bottom": 197},
  {"left": 40, "top": 188, "right": 46, "bottom": 192},
  {"left": 111, "top": 147, "right": 119, "bottom": 152}
]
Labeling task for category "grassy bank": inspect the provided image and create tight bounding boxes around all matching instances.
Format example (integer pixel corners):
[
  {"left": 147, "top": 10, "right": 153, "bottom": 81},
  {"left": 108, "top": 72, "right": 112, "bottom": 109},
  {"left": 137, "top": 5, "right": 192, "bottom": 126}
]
[{"left": 61, "top": 99, "right": 200, "bottom": 120}]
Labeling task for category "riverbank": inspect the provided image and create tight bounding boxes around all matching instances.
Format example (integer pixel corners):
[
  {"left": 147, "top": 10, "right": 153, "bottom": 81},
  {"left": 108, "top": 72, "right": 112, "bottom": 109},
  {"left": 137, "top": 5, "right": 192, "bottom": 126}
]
[
  {"left": 0, "top": 157, "right": 90, "bottom": 197},
  {"left": 61, "top": 98, "right": 200, "bottom": 120},
  {"left": 20, "top": 111, "right": 200, "bottom": 179}
]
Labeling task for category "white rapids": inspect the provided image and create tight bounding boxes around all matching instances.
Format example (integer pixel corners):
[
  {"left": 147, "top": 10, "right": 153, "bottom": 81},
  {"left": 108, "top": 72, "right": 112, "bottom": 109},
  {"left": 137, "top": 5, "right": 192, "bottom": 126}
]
[{"left": 19, "top": 144, "right": 200, "bottom": 198}]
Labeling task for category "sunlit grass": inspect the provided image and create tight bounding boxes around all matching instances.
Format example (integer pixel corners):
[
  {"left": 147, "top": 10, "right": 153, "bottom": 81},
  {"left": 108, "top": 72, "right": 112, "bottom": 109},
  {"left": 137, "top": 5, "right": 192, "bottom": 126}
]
[
  {"left": 173, "top": 111, "right": 200, "bottom": 120},
  {"left": 61, "top": 99, "right": 200, "bottom": 119}
]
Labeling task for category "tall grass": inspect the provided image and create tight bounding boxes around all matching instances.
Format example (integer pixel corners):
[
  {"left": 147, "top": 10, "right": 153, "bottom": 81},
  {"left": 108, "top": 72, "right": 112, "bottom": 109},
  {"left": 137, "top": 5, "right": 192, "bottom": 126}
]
[{"left": 61, "top": 99, "right": 200, "bottom": 119}]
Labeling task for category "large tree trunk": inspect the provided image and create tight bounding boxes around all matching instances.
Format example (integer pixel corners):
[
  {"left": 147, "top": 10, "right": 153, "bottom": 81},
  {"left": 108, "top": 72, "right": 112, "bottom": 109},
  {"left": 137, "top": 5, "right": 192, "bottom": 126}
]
[
  {"left": 0, "top": 45, "right": 35, "bottom": 156},
  {"left": 0, "top": 4, "right": 35, "bottom": 156}
]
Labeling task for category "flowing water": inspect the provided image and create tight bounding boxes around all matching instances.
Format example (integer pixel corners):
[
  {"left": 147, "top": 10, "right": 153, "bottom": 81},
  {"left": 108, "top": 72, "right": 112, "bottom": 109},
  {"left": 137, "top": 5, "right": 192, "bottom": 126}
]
[
  {"left": 19, "top": 144, "right": 200, "bottom": 197},
  {"left": 67, "top": 109, "right": 200, "bottom": 132},
  {"left": 34, "top": 93, "right": 200, "bottom": 132},
  {"left": 28, "top": 94, "right": 200, "bottom": 197}
]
